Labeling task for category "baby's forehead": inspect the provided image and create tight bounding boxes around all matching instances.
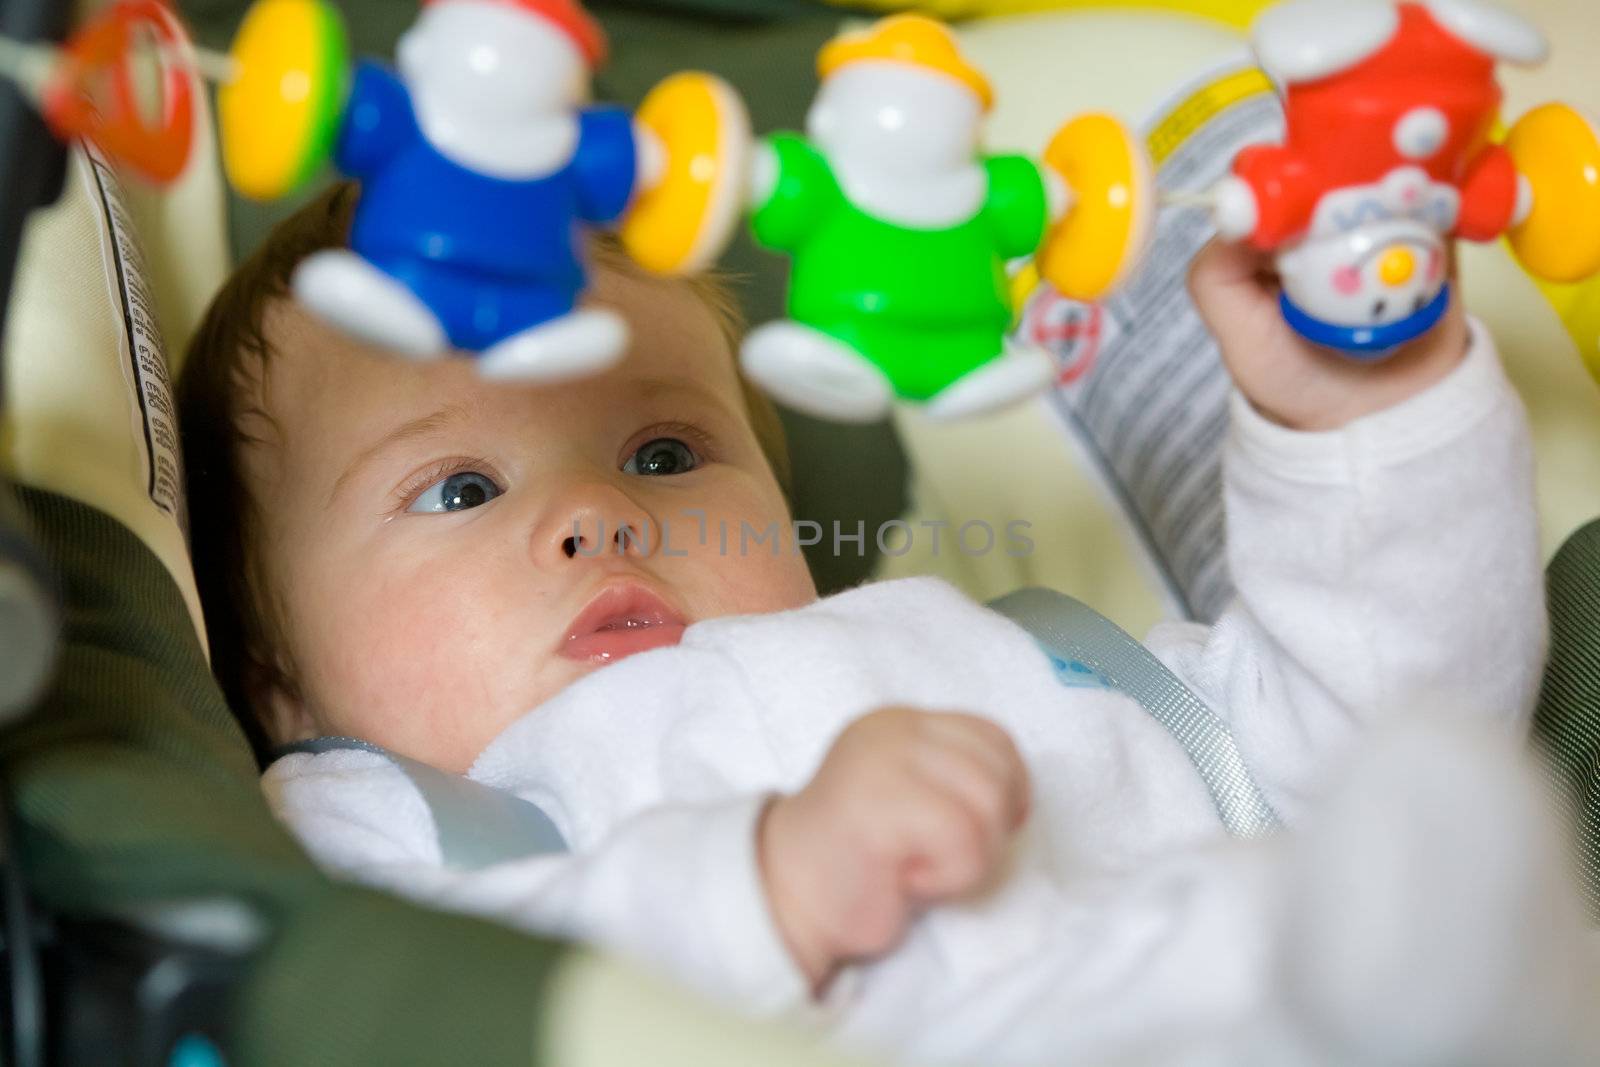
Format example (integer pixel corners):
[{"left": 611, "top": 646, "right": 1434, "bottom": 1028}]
[
  {"left": 587, "top": 258, "right": 742, "bottom": 374},
  {"left": 250, "top": 285, "right": 745, "bottom": 451}
]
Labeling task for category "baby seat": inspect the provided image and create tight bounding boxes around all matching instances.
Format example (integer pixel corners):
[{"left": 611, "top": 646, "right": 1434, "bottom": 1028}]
[{"left": 1533, "top": 519, "right": 1600, "bottom": 919}]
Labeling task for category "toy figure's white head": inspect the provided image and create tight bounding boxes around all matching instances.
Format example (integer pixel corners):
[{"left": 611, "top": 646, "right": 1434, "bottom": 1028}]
[
  {"left": 398, "top": 0, "right": 602, "bottom": 120},
  {"left": 807, "top": 63, "right": 982, "bottom": 174},
  {"left": 808, "top": 16, "right": 989, "bottom": 174}
]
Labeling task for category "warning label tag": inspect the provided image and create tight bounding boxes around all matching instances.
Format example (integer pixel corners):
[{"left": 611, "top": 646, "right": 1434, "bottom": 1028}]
[
  {"left": 1016, "top": 56, "right": 1282, "bottom": 622},
  {"left": 82, "top": 142, "right": 188, "bottom": 537}
]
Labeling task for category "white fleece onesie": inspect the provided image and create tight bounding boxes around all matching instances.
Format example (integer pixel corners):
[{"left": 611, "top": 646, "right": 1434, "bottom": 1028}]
[{"left": 265, "top": 322, "right": 1553, "bottom": 1065}]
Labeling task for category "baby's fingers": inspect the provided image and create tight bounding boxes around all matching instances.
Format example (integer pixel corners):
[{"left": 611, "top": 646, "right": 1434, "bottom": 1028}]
[
  {"left": 1186, "top": 238, "right": 1294, "bottom": 362},
  {"left": 917, "top": 713, "right": 1031, "bottom": 831},
  {"left": 1188, "top": 239, "right": 1276, "bottom": 315},
  {"left": 896, "top": 785, "right": 997, "bottom": 901}
]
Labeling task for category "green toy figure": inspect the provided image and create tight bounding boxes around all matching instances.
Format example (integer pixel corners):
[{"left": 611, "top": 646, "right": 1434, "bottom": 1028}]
[{"left": 742, "top": 14, "right": 1155, "bottom": 423}]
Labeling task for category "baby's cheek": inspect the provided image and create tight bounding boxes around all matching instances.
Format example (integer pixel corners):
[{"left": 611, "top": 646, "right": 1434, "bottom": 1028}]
[
  {"left": 304, "top": 560, "right": 529, "bottom": 768},
  {"left": 716, "top": 544, "right": 817, "bottom": 615},
  {"left": 682, "top": 492, "right": 817, "bottom": 616}
]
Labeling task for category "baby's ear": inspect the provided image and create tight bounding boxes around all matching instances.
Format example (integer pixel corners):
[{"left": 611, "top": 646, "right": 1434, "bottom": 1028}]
[{"left": 245, "top": 656, "right": 319, "bottom": 747}]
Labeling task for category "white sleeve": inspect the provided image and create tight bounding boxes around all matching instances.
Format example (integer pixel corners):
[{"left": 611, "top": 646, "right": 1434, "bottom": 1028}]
[
  {"left": 397, "top": 797, "right": 810, "bottom": 1020},
  {"left": 265, "top": 753, "right": 810, "bottom": 1018},
  {"left": 1144, "top": 319, "right": 1545, "bottom": 819}
]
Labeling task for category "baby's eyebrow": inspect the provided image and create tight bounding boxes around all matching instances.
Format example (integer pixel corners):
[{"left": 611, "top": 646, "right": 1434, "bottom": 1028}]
[
  {"left": 633, "top": 375, "right": 735, "bottom": 415},
  {"left": 329, "top": 403, "right": 476, "bottom": 505}
]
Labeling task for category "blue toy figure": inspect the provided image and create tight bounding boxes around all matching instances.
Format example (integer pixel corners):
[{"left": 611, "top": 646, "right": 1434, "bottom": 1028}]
[{"left": 292, "top": 0, "right": 640, "bottom": 381}]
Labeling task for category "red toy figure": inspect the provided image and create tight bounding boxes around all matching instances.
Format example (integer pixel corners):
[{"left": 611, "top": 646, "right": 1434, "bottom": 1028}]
[{"left": 1212, "top": 0, "right": 1600, "bottom": 356}]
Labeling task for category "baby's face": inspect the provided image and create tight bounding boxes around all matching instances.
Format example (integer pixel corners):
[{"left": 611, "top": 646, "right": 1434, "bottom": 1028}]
[{"left": 245, "top": 267, "right": 817, "bottom": 772}]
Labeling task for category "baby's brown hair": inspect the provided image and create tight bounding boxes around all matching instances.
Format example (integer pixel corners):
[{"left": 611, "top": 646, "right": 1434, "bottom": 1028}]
[{"left": 177, "top": 183, "right": 791, "bottom": 762}]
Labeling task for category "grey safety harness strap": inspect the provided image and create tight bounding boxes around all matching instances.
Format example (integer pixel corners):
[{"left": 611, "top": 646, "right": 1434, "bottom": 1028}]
[
  {"left": 988, "top": 587, "right": 1282, "bottom": 838},
  {"left": 276, "top": 736, "right": 569, "bottom": 867}
]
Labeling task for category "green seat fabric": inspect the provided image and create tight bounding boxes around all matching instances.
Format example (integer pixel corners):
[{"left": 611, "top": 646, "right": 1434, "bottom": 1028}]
[
  {"left": 1, "top": 488, "right": 569, "bottom": 1065},
  {"left": 1533, "top": 518, "right": 1600, "bottom": 921}
]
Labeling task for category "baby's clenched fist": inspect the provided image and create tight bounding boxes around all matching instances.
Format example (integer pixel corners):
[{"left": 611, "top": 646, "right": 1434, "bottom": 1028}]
[{"left": 758, "top": 707, "right": 1031, "bottom": 993}]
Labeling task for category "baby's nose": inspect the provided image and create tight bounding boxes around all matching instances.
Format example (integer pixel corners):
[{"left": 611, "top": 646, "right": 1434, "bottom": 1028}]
[
  {"left": 561, "top": 520, "right": 651, "bottom": 559},
  {"left": 534, "top": 481, "right": 657, "bottom": 566}
]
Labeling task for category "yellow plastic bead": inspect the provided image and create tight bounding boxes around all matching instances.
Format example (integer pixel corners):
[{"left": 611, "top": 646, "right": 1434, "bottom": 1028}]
[
  {"left": 219, "top": 0, "right": 349, "bottom": 201},
  {"left": 620, "top": 73, "right": 749, "bottom": 276},
  {"left": 1506, "top": 103, "right": 1600, "bottom": 285},
  {"left": 1037, "top": 113, "right": 1154, "bottom": 302}
]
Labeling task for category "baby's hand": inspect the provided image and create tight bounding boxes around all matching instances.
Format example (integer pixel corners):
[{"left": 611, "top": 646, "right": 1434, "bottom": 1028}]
[
  {"left": 758, "top": 707, "right": 1030, "bottom": 993},
  {"left": 1188, "top": 239, "right": 1470, "bottom": 432}
]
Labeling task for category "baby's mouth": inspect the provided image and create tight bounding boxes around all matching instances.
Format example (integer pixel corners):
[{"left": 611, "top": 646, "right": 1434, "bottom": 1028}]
[{"left": 560, "top": 583, "right": 688, "bottom": 664}]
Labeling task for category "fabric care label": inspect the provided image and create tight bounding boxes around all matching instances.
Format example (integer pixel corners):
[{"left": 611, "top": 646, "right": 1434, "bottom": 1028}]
[
  {"left": 1014, "top": 56, "right": 1284, "bottom": 624},
  {"left": 81, "top": 141, "right": 188, "bottom": 537}
]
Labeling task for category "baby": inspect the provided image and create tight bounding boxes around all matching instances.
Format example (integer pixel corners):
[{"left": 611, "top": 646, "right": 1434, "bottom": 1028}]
[{"left": 178, "top": 185, "right": 1592, "bottom": 1064}]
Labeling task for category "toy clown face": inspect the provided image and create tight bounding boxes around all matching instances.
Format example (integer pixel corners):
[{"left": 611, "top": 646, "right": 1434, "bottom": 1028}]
[
  {"left": 806, "top": 60, "right": 982, "bottom": 174},
  {"left": 1276, "top": 167, "right": 1456, "bottom": 353},
  {"left": 397, "top": 0, "right": 585, "bottom": 118}
]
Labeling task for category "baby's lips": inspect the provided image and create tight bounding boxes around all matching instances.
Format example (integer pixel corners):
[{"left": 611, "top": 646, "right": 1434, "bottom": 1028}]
[{"left": 560, "top": 582, "right": 688, "bottom": 663}]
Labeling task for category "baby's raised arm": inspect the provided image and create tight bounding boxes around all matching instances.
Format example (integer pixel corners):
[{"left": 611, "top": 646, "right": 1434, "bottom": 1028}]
[{"left": 1145, "top": 241, "right": 1545, "bottom": 819}]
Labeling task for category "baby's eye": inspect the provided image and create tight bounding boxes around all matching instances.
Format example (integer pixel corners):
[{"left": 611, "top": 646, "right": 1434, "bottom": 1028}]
[
  {"left": 408, "top": 471, "right": 502, "bottom": 513},
  {"left": 624, "top": 437, "right": 699, "bottom": 477}
]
